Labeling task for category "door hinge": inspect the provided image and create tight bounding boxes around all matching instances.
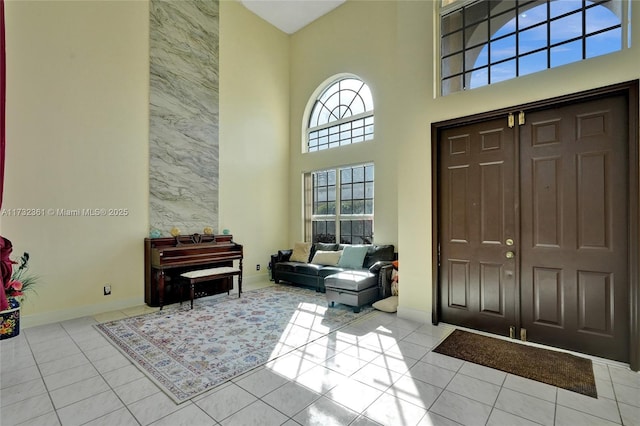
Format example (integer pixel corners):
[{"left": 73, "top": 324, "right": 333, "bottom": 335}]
[
  {"left": 437, "top": 243, "right": 441, "bottom": 267},
  {"left": 509, "top": 326, "right": 515, "bottom": 339},
  {"left": 520, "top": 328, "right": 527, "bottom": 342},
  {"left": 518, "top": 111, "right": 526, "bottom": 125},
  {"left": 508, "top": 113, "right": 515, "bottom": 128}
]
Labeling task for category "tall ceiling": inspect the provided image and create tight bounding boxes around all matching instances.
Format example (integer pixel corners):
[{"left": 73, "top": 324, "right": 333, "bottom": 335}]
[{"left": 239, "top": 0, "right": 346, "bottom": 34}]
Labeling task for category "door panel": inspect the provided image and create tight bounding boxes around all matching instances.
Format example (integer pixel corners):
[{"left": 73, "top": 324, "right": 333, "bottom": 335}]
[
  {"left": 439, "top": 120, "right": 517, "bottom": 335},
  {"left": 520, "top": 96, "right": 629, "bottom": 362},
  {"left": 531, "top": 157, "right": 561, "bottom": 247},
  {"left": 532, "top": 267, "right": 563, "bottom": 327}
]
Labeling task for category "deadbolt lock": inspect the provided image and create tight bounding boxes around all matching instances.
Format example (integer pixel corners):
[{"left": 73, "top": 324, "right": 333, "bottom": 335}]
[
  {"left": 505, "top": 238, "right": 514, "bottom": 246},
  {"left": 505, "top": 251, "right": 515, "bottom": 259}
]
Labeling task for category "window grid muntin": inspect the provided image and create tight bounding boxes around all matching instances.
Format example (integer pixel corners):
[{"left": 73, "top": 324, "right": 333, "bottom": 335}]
[
  {"left": 307, "top": 78, "right": 374, "bottom": 152},
  {"left": 312, "top": 170, "right": 336, "bottom": 216},
  {"left": 308, "top": 115, "right": 374, "bottom": 152},
  {"left": 441, "top": 0, "right": 623, "bottom": 94},
  {"left": 310, "top": 164, "right": 374, "bottom": 244}
]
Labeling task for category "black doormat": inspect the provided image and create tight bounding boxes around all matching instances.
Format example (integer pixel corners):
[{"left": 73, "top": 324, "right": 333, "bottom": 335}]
[{"left": 433, "top": 329, "right": 597, "bottom": 398}]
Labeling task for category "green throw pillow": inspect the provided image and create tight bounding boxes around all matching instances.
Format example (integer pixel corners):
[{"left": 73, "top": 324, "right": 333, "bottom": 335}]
[{"left": 337, "top": 245, "right": 369, "bottom": 269}]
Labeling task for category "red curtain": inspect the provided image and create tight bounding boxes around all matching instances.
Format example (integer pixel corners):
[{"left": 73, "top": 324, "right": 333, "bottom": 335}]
[
  {"left": 0, "top": 0, "right": 5, "bottom": 210},
  {"left": 0, "top": 0, "right": 6, "bottom": 311}
]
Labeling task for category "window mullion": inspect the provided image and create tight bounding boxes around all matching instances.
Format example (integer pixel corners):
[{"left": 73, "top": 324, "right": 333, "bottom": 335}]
[
  {"left": 308, "top": 111, "right": 373, "bottom": 134},
  {"left": 335, "top": 168, "right": 341, "bottom": 244}
]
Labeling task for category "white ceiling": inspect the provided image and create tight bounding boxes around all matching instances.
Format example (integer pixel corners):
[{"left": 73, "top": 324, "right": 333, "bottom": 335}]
[{"left": 240, "top": 0, "right": 346, "bottom": 34}]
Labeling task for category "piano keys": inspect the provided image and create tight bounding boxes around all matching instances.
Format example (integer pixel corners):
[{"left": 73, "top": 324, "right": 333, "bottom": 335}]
[{"left": 144, "top": 234, "right": 243, "bottom": 308}]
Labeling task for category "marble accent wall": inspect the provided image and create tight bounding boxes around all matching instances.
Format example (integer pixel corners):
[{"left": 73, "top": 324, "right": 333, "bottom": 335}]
[{"left": 149, "top": 0, "right": 219, "bottom": 236}]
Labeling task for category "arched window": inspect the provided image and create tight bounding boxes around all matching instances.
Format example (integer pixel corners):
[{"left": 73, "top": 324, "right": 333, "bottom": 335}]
[
  {"left": 307, "top": 77, "right": 374, "bottom": 152},
  {"left": 440, "top": 0, "right": 627, "bottom": 95}
]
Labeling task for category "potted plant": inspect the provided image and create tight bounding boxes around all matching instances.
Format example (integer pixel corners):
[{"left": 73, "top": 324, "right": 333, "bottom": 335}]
[{"left": 1, "top": 237, "right": 38, "bottom": 339}]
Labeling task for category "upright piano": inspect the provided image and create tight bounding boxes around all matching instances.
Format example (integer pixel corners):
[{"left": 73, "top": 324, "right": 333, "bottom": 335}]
[{"left": 144, "top": 234, "right": 243, "bottom": 307}]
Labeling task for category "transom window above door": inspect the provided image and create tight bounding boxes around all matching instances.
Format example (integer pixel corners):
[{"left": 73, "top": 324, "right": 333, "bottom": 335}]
[
  {"left": 440, "top": 0, "right": 628, "bottom": 95},
  {"left": 306, "top": 77, "right": 374, "bottom": 152}
]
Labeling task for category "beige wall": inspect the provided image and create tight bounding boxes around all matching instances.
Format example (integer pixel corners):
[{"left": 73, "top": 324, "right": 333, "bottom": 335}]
[
  {"left": 218, "top": 1, "right": 290, "bottom": 280},
  {"left": 3, "top": 0, "right": 150, "bottom": 325},
  {"left": 290, "top": 0, "right": 640, "bottom": 322},
  {"left": 3, "top": 0, "right": 290, "bottom": 326}
]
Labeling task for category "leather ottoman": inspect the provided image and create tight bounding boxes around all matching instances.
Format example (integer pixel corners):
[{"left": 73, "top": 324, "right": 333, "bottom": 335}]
[{"left": 324, "top": 271, "right": 379, "bottom": 313}]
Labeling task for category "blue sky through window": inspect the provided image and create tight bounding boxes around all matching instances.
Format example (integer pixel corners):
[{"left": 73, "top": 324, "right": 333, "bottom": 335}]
[{"left": 469, "top": 1, "right": 622, "bottom": 89}]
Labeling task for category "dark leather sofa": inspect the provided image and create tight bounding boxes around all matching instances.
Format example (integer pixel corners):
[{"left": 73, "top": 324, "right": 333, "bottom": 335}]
[{"left": 271, "top": 243, "right": 395, "bottom": 292}]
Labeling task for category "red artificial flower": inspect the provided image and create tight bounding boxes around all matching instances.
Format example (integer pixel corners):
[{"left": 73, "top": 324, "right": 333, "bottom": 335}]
[
  {"left": 0, "top": 236, "right": 13, "bottom": 311},
  {"left": 8, "top": 280, "right": 22, "bottom": 293}
]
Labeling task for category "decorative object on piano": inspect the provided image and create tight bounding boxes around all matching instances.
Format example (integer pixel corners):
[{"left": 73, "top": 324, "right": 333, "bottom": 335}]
[
  {"left": 96, "top": 285, "right": 372, "bottom": 403},
  {"left": 189, "top": 233, "right": 203, "bottom": 244},
  {"left": 222, "top": 228, "right": 230, "bottom": 235},
  {"left": 203, "top": 227, "right": 214, "bottom": 235},
  {"left": 1, "top": 236, "right": 40, "bottom": 339},
  {"left": 149, "top": 228, "right": 162, "bottom": 239},
  {"left": 170, "top": 227, "right": 181, "bottom": 237}
]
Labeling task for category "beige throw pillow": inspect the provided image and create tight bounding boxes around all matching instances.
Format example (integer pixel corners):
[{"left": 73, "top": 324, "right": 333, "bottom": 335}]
[
  {"left": 290, "top": 242, "right": 312, "bottom": 263},
  {"left": 310, "top": 250, "right": 342, "bottom": 266},
  {"left": 372, "top": 296, "right": 398, "bottom": 313}
]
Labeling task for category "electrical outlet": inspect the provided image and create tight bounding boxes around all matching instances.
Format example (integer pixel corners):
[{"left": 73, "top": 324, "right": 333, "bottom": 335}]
[
  {"left": 256, "top": 264, "right": 260, "bottom": 271},
  {"left": 104, "top": 285, "right": 111, "bottom": 296}
]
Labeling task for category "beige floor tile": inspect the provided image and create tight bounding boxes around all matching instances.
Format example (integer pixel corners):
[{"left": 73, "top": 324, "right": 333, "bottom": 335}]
[
  {"left": 293, "top": 395, "right": 359, "bottom": 426},
  {"left": 430, "top": 390, "right": 492, "bottom": 426},
  {"left": 262, "top": 381, "right": 321, "bottom": 416},
  {"left": 495, "top": 388, "right": 556, "bottom": 425},
  {"left": 220, "top": 400, "right": 288, "bottom": 426},
  {"left": 195, "top": 382, "right": 257, "bottom": 422}
]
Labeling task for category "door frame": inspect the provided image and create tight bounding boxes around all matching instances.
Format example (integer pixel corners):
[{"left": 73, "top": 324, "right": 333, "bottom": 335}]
[{"left": 431, "top": 80, "right": 639, "bottom": 371}]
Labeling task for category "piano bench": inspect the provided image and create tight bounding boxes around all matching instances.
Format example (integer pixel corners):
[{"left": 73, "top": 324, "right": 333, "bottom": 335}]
[{"left": 179, "top": 267, "right": 242, "bottom": 309}]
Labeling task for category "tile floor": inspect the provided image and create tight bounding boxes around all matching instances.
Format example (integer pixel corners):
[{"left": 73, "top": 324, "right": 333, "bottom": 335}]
[{"left": 1, "top": 280, "right": 639, "bottom": 426}]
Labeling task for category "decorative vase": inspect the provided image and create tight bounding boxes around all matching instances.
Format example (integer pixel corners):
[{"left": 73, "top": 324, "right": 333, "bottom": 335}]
[{"left": 0, "top": 297, "right": 21, "bottom": 340}]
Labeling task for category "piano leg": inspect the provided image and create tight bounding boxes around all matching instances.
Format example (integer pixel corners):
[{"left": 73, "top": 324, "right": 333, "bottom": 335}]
[
  {"left": 158, "top": 270, "right": 165, "bottom": 310},
  {"left": 238, "top": 259, "right": 243, "bottom": 298},
  {"left": 190, "top": 282, "right": 195, "bottom": 309}
]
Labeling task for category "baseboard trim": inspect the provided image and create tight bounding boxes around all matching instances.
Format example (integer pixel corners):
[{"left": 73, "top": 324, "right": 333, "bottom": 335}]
[
  {"left": 21, "top": 296, "right": 144, "bottom": 329},
  {"left": 397, "top": 305, "right": 431, "bottom": 324}
]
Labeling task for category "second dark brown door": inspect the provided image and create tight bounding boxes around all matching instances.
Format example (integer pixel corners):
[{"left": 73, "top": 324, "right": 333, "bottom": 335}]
[{"left": 519, "top": 95, "right": 629, "bottom": 362}]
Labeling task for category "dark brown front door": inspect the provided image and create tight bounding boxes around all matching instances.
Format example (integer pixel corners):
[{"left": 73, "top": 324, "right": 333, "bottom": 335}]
[
  {"left": 519, "top": 95, "right": 629, "bottom": 362},
  {"left": 438, "top": 94, "right": 630, "bottom": 363},
  {"left": 439, "top": 118, "right": 517, "bottom": 336}
]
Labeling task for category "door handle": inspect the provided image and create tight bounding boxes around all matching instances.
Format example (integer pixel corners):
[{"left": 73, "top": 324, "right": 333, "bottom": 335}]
[
  {"left": 505, "top": 251, "right": 515, "bottom": 259},
  {"left": 505, "top": 238, "right": 514, "bottom": 246}
]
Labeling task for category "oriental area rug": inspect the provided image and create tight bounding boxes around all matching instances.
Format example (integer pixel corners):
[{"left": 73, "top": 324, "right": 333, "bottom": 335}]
[
  {"left": 96, "top": 285, "right": 372, "bottom": 403},
  {"left": 433, "top": 329, "right": 597, "bottom": 398}
]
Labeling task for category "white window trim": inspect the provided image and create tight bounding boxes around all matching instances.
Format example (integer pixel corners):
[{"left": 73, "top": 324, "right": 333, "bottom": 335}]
[{"left": 301, "top": 73, "right": 375, "bottom": 153}]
